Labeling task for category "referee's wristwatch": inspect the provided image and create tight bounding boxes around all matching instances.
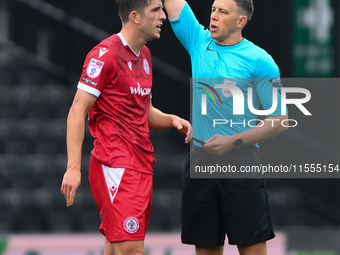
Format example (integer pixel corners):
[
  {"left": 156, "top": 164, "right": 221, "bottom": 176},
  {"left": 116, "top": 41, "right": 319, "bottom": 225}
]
[{"left": 233, "top": 135, "right": 243, "bottom": 150}]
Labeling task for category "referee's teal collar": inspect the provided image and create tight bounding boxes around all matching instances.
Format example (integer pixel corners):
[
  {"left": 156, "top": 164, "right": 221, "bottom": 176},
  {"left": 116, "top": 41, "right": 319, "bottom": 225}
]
[{"left": 207, "top": 38, "right": 246, "bottom": 51}]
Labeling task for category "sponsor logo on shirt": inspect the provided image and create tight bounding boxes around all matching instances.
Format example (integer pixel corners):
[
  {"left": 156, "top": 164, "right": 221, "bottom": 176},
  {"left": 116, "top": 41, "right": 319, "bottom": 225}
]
[
  {"left": 130, "top": 82, "right": 151, "bottom": 96},
  {"left": 143, "top": 59, "right": 150, "bottom": 75},
  {"left": 81, "top": 77, "right": 98, "bottom": 86},
  {"left": 124, "top": 217, "right": 139, "bottom": 234},
  {"left": 86, "top": 58, "right": 105, "bottom": 78}
]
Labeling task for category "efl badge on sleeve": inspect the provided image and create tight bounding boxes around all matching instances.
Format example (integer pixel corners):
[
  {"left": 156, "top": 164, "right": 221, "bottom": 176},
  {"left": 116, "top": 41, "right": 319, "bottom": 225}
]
[{"left": 86, "top": 58, "right": 105, "bottom": 78}]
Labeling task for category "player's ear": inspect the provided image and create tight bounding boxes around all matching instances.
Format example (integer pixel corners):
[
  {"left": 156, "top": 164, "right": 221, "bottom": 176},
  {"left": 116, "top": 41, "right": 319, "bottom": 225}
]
[
  {"left": 237, "top": 15, "right": 247, "bottom": 29},
  {"left": 129, "top": 10, "right": 141, "bottom": 24}
]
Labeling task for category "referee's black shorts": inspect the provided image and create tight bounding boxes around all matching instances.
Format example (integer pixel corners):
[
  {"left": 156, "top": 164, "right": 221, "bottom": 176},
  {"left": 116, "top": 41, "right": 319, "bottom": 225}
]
[{"left": 181, "top": 145, "right": 275, "bottom": 247}]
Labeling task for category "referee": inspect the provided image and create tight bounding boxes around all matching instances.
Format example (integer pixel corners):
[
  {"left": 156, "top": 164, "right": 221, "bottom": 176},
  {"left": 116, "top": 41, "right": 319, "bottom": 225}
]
[{"left": 164, "top": 0, "right": 288, "bottom": 254}]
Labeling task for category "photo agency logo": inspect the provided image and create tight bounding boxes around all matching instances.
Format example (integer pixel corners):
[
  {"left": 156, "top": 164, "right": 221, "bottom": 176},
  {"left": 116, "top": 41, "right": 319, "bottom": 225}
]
[{"left": 198, "top": 78, "right": 312, "bottom": 128}]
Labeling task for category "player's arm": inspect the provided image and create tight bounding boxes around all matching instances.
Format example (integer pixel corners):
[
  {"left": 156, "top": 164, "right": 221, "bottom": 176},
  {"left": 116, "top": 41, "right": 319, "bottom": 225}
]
[
  {"left": 148, "top": 102, "right": 193, "bottom": 143},
  {"left": 164, "top": 0, "right": 186, "bottom": 20},
  {"left": 203, "top": 114, "right": 288, "bottom": 156},
  {"left": 61, "top": 89, "right": 97, "bottom": 206}
]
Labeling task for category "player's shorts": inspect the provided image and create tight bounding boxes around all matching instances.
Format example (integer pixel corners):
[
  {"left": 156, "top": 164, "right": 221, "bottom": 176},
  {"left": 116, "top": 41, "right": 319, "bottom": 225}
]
[
  {"left": 181, "top": 145, "right": 275, "bottom": 247},
  {"left": 89, "top": 156, "right": 152, "bottom": 242}
]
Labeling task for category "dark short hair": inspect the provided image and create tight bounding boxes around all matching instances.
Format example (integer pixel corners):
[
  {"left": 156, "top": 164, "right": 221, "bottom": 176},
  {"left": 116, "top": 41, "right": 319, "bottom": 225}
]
[
  {"left": 234, "top": 0, "right": 254, "bottom": 22},
  {"left": 115, "top": 0, "right": 161, "bottom": 23}
]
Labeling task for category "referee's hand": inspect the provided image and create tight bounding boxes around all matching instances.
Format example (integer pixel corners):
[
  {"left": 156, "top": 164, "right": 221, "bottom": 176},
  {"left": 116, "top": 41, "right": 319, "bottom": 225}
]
[
  {"left": 61, "top": 169, "right": 81, "bottom": 207},
  {"left": 202, "top": 134, "right": 234, "bottom": 155}
]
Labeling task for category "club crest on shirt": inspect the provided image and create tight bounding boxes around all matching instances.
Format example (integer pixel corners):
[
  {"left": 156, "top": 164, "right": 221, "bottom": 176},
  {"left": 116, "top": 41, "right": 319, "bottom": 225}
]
[
  {"left": 124, "top": 217, "right": 139, "bottom": 234},
  {"left": 86, "top": 58, "right": 105, "bottom": 78},
  {"left": 143, "top": 59, "right": 150, "bottom": 75}
]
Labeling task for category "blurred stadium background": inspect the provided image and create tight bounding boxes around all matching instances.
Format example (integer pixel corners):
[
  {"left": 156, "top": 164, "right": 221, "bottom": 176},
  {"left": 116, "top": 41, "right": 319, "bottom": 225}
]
[{"left": 0, "top": 0, "right": 340, "bottom": 254}]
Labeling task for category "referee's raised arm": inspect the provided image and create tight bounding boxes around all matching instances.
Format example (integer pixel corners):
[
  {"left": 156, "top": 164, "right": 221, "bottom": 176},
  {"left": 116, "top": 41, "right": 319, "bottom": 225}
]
[{"left": 164, "top": 0, "right": 186, "bottom": 20}]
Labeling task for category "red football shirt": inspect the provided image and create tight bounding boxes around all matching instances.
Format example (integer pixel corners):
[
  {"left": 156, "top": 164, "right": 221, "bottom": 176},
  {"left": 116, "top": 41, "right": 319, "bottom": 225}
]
[{"left": 78, "top": 33, "right": 155, "bottom": 174}]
